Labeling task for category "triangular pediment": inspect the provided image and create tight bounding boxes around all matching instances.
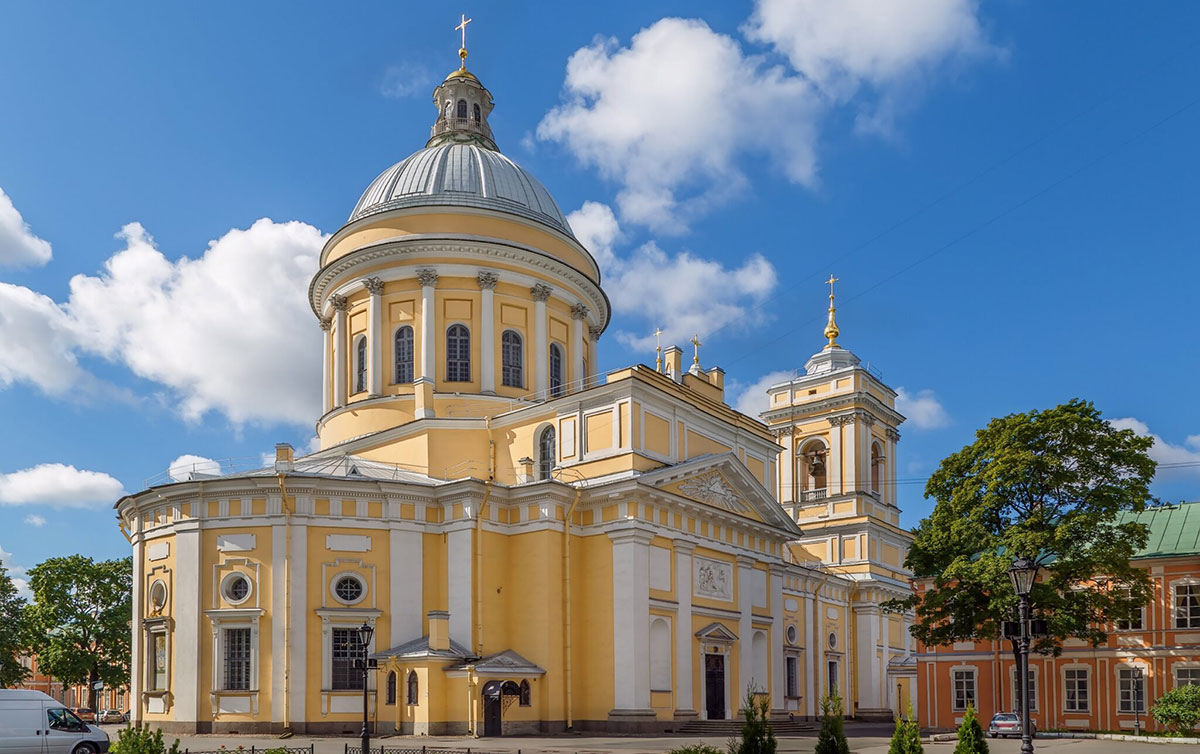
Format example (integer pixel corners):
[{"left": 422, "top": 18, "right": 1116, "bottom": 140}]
[
  {"left": 642, "top": 453, "right": 801, "bottom": 535},
  {"left": 695, "top": 622, "right": 738, "bottom": 642}
]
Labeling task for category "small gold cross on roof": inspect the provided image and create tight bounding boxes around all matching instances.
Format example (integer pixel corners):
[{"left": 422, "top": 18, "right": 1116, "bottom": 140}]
[
  {"left": 826, "top": 274, "right": 839, "bottom": 299},
  {"left": 690, "top": 333, "right": 702, "bottom": 365},
  {"left": 456, "top": 13, "right": 472, "bottom": 48}
]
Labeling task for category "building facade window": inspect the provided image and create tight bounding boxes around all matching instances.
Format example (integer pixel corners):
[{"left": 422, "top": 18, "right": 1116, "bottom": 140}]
[
  {"left": 501, "top": 330, "right": 523, "bottom": 388},
  {"left": 1064, "top": 668, "right": 1089, "bottom": 712},
  {"left": 1117, "top": 667, "right": 1145, "bottom": 713},
  {"left": 331, "top": 628, "right": 365, "bottom": 690},
  {"left": 786, "top": 656, "right": 799, "bottom": 698},
  {"left": 446, "top": 325, "right": 471, "bottom": 382},
  {"left": 456, "top": 99, "right": 468, "bottom": 119},
  {"left": 549, "top": 343, "right": 564, "bottom": 396},
  {"left": 473, "top": 103, "right": 481, "bottom": 123},
  {"left": 827, "top": 659, "right": 838, "bottom": 696},
  {"left": 1176, "top": 667, "right": 1200, "bottom": 687},
  {"left": 952, "top": 669, "right": 976, "bottom": 712},
  {"left": 1011, "top": 667, "right": 1038, "bottom": 711},
  {"left": 519, "top": 679, "right": 531, "bottom": 706},
  {"left": 870, "top": 441, "right": 883, "bottom": 494},
  {"left": 1175, "top": 584, "right": 1200, "bottom": 629},
  {"left": 332, "top": 574, "right": 365, "bottom": 605},
  {"left": 221, "top": 573, "right": 251, "bottom": 605},
  {"left": 355, "top": 336, "right": 367, "bottom": 393},
  {"left": 385, "top": 671, "right": 396, "bottom": 704},
  {"left": 148, "top": 631, "right": 168, "bottom": 691},
  {"left": 406, "top": 670, "right": 419, "bottom": 705},
  {"left": 394, "top": 326, "right": 414, "bottom": 384},
  {"left": 538, "top": 426, "right": 555, "bottom": 481},
  {"left": 223, "top": 627, "right": 252, "bottom": 691}
]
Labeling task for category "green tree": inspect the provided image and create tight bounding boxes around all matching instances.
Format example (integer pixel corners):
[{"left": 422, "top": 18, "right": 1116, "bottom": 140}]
[
  {"left": 885, "top": 400, "right": 1156, "bottom": 716},
  {"left": 953, "top": 705, "right": 988, "bottom": 754},
  {"left": 0, "top": 562, "right": 29, "bottom": 687},
  {"left": 26, "top": 555, "right": 132, "bottom": 711},
  {"left": 109, "top": 725, "right": 181, "bottom": 754},
  {"left": 888, "top": 705, "right": 924, "bottom": 754},
  {"left": 814, "top": 694, "right": 850, "bottom": 754},
  {"left": 729, "top": 689, "right": 776, "bottom": 754},
  {"left": 1151, "top": 684, "right": 1200, "bottom": 735}
]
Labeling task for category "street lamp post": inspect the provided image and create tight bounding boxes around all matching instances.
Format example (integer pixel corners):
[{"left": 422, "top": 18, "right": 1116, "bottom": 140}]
[
  {"left": 1132, "top": 666, "right": 1144, "bottom": 735},
  {"left": 356, "top": 622, "right": 376, "bottom": 754},
  {"left": 1009, "top": 557, "right": 1039, "bottom": 754}
]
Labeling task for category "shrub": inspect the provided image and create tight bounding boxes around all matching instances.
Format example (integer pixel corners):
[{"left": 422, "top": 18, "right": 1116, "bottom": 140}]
[
  {"left": 953, "top": 705, "right": 989, "bottom": 754},
  {"left": 669, "top": 746, "right": 724, "bottom": 754},
  {"left": 109, "top": 726, "right": 182, "bottom": 754},
  {"left": 1151, "top": 684, "right": 1200, "bottom": 735},
  {"left": 728, "top": 690, "right": 776, "bottom": 754},
  {"left": 814, "top": 694, "right": 850, "bottom": 754},
  {"left": 888, "top": 705, "right": 924, "bottom": 754}
]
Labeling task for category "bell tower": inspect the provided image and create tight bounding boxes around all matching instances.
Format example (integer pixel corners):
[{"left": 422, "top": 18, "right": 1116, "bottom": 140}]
[{"left": 759, "top": 276, "right": 915, "bottom": 717}]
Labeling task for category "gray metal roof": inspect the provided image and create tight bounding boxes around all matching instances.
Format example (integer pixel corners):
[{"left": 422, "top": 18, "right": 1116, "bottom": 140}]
[{"left": 349, "top": 144, "right": 573, "bottom": 236}]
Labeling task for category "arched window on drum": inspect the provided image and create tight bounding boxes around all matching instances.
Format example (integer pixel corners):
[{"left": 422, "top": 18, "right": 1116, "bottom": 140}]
[
  {"left": 502, "top": 330, "right": 524, "bottom": 388},
  {"left": 549, "top": 343, "right": 564, "bottom": 397},
  {"left": 538, "top": 425, "right": 555, "bottom": 481}
]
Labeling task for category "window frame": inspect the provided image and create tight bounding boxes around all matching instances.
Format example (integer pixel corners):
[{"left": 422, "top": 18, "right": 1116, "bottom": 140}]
[
  {"left": 222, "top": 626, "right": 253, "bottom": 691},
  {"left": 785, "top": 655, "right": 800, "bottom": 698},
  {"left": 146, "top": 625, "right": 169, "bottom": 692},
  {"left": 537, "top": 425, "right": 556, "bottom": 481},
  {"left": 385, "top": 670, "right": 397, "bottom": 705},
  {"left": 406, "top": 670, "right": 419, "bottom": 705},
  {"left": 446, "top": 324, "right": 471, "bottom": 382},
  {"left": 1175, "top": 665, "right": 1200, "bottom": 688},
  {"left": 501, "top": 329, "right": 524, "bottom": 388},
  {"left": 354, "top": 335, "right": 367, "bottom": 394},
  {"left": 952, "top": 667, "right": 977, "bottom": 712},
  {"left": 331, "top": 627, "right": 366, "bottom": 691},
  {"left": 519, "top": 678, "right": 531, "bottom": 707},
  {"left": 1010, "top": 665, "right": 1039, "bottom": 712},
  {"left": 456, "top": 99, "right": 468, "bottom": 119},
  {"left": 1116, "top": 666, "right": 1146, "bottom": 714},
  {"left": 1174, "top": 583, "right": 1200, "bottom": 629},
  {"left": 549, "top": 342, "right": 564, "bottom": 397},
  {"left": 393, "top": 325, "right": 414, "bottom": 384},
  {"left": 1063, "top": 666, "right": 1089, "bottom": 713},
  {"left": 330, "top": 572, "right": 368, "bottom": 606}
]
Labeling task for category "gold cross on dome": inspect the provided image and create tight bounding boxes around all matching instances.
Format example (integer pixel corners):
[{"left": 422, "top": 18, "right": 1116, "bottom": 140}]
[
  {"left": 654, "top": 327, "right": 664, "bottom": 372},
  {"left": 456, "top": 14, "right": 472, "bottom": 50},
  {"left": 826, "top": 274, "right": 839, "bottom": 299},
  {"left": 691, "top": 333, "right": 702, "bottom": 366}
]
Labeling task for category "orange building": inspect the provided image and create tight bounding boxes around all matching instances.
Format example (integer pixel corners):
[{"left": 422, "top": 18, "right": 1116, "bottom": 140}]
[
  {"left": 14, "top": 655, "right": 128, "bottom": 713},
  {"left": 916, "top": 501, "right": 1200, "bottom": 733}
]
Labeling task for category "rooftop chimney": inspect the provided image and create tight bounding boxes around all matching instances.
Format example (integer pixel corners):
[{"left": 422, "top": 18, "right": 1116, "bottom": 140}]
[{"left": 428, "top": 610, "right": 450, "bottom": 651}]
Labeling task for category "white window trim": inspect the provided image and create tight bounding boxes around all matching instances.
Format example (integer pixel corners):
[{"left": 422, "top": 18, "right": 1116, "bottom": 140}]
[
  {"left": 1170, "top": 578, "right": 1200, "bottom": 630},
  {"left": 204, "top": 607, "right": 263, "bottom": 714},
  {"left": 352, "top": 334, "right": 368, "bottom": 394},
  {"left": 1173, "top": 662, "right": 1200, "bottom": 688},
  {"left": 1009, "top": 665, "right": 1039, "bottom": 712},
  {"left": 950, "top": 665, "right": 978, "bottom": 712},
  {"left": 318, "top": 610, "right": 380, "bottom": 695},
  {"left": 144, "top": 622, "right": 170, "bottom": 694},
  {"left": 1061, "top": 664, "right": 1090, "bottom": 714},
  {"left": 329, "top": 571, "right": 369, "bottom": 606},
  {"left": 220, "top": 572, "right": 253, "bottom": 606},
  {"left": 1114, "top": 662, "right": 1149, "bottom": 714}
]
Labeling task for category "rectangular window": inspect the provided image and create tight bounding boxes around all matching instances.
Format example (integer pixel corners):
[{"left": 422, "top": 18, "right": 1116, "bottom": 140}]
[
  {"left": 223, "top": 628, "right": 252, "bottom": 691},
  {"left": 1011, "top": 668, "right": 1038, "bottom": 711},
  {"left": 953, "top": 670, "right": 976, "bottom": 712},
  {"left": 1117, "top": 668, "right": 1145, "bottom": 713},
  {"left": 1064, "top": 668, "right": 1089, "bottom": 712},
  {"left": 149, "top": 632, "right": 167, "bottom": 691},
  {"left": 1175, "top": 584, "right": 1200, "bottom": 629},
  {"left": 1116, "top": 588, "right": 1145, "bottom": 630},
  {"left": 827, "top": 660, "right": 838, "bottom": 696},
  {"left": 1177, "top": 667, "right": 1200, "bottom": 687},
  {"left": 786, "top": 656, "right": 799, "bottom": 698},
  {"left": 331, "top": 628, "right": 364, "bottom": 691}
]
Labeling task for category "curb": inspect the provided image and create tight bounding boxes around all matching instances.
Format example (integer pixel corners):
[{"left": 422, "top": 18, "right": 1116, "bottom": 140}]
[{"left": 1039, "top": 732, "right": 1200, "bottom": 745}]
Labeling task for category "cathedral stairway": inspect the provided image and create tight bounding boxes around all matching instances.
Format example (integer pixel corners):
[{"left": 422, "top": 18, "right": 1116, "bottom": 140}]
[{"left": 674, "top": 719, "right": 816, "bottom": 737}]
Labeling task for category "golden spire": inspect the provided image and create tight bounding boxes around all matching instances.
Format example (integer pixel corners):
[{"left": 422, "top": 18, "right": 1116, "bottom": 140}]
[
  {"left": 455, "top": 13, "right": 473, "bottom": 70},
  {"left": 654, "top": 327, "right": 664, "bottom": 372},
  {"left": 823, "top": 274, "right": 840, "bottom": 349},
  {"left": 690, "top": 333, "right": 702, "bottom": 366}
]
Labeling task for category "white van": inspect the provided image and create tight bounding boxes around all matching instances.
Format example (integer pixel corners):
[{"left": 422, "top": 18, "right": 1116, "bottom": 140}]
[{"left": 0, "top": 690, "right": 110, "bottom": 754}]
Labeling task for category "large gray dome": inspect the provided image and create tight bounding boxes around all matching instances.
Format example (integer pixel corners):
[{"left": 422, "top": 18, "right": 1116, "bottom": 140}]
[{"left": 349, "top": 143, "right": 573, "bottom": 236}]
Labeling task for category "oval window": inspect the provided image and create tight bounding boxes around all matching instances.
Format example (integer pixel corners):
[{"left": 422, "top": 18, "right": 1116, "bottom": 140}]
[
  {"left": 334, "top": 575, "right": 365, "bottom": 604},
  {"left": 222, "top": 574, "right": 251, "bottom": 605},
  {"left": 786, "top": 624, "right": 798, "bottom": 645}
]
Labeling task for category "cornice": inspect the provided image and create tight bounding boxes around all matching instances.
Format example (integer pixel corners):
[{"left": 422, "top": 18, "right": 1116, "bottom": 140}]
[{"left": 760, "top": 390, "right": 905, "bottom": 428}]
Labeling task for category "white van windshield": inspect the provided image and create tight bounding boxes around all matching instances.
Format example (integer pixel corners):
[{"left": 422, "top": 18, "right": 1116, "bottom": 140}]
[{"left": 48, "top": 707, "right": 86, "bottom": 730}]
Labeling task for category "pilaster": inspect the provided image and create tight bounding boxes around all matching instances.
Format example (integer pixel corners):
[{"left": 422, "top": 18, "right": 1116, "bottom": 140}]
[
  {"left": 736, "top": 555, "right": 755, "bottom": 706},
  {"left": 769, "top": 568, "right": 786, "bottom": 716},
  {"left": 570, "top": 303, "right": 588, "bottom": 389},
  {"left": 609, "top": 527, "right": 655, "bottom": 716},
  {"left": 478, "top": 272, "right": 498, "bottom": 394},
  {"left": 331, "top": 295, "right": 348, "bottom": 408},
  {"left": 416, "top": 270, "right": 438, "bottom": 419},
  {"left": 320, "top": 317, "right": 332, "bottom": 412},
  {"left": 775, "top": 426, "right": 794, "bottom": 503},
  {"left": 365, "top": 277, "right": 384, "bottom": 396},
  {"left": 673, "top": 540, "right": 697, "bottom": 719},
  {"left": 532, "top": 284, "right": 551, "bottom": 396}
]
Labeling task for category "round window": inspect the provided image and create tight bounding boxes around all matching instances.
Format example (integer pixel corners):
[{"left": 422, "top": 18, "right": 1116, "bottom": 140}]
[
  {"left": 786, "top": 624, "right": 798, "bottom": 645},
  {"left": 148, "top": 580, "right": 167, "bottom": 613},
  {"left": 334, "top": 575, "right": 365, "bottom": 604},
  {"left": 222, "top": 574, "right": 251, "bottom": 605},
  {"left": 828, "top": 631, "right": 838, "bottom": 649}
]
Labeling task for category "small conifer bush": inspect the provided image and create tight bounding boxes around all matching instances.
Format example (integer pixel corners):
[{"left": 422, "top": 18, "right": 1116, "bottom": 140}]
[
  {"left": 728, "top": 689, "right": 777, "bottom": 754},
  {"left": 888, "top": 704, "right": 924, "bottom": 754},
  {"left": 953, "top": 705, "right": 989, "bottom": 754},
  {"left": 109, "top": 725, "right": 182, "bottom": 754},
  {"left": 814, "top": 694, "right": 850, "bottom": 754}
]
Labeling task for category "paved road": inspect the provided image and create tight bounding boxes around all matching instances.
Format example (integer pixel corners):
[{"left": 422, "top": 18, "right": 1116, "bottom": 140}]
[{"left": 96, "top": 725, "right": 1187, "bottom": 754}]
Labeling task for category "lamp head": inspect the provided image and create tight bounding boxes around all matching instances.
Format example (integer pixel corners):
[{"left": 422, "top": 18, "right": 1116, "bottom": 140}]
[
  {"left": 357, "top": 621, "right": 374, "bottom": 647},
  {"left": 1008, "top": 556, "right": 1039, "bottom": 597}
]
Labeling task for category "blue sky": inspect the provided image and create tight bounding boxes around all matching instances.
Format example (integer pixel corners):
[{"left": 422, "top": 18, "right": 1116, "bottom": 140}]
[{"left": 1, "top": 1, "right": 1198, "bottom": 582}]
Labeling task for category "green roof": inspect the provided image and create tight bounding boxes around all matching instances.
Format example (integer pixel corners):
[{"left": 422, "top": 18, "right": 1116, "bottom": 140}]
[{"left": 1120, "top": 501, "right": 1200, "bottom": 559}]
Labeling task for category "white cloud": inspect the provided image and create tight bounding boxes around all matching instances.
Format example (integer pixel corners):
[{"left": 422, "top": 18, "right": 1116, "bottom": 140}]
[
  {"left": 23, "top": 514, "right": 46, "bottom": 527},
  {"left": 895, "top": 387, "right": 950, "bottom": 429},
  {"left": 0, "top": 545, "right": 31, "bottom": 600},
  {"left": 1109, "top": 418, "right": 1200, "bottom": 477},
  {"left": 379, "top": 62, "right": 434, "bottom": 99},
  {"left": 540, "top": 18, "right": 819, "bottom": 233},
  {"left": 0, "top": 463, "right": 125, "bottom": 508},
  {"left": 728, "top": 369, "right": 797, "bottom": 419},
  {"left": 0, "top": 283, "right": 93, "bottom": 395},
  {"left": 567, "top": 203, "right": 777, "bottom": 349},
  {"left": 540, "top": 3, "right": 994, "bottom": 231},
  {"left": 168, "top": 454, "right": 221, "bottom": 482},
  {"left": 0, "top": 187, "right": 52, "bottom": 267}
]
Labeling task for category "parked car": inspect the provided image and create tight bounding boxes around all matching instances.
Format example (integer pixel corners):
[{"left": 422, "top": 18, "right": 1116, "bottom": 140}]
[
  {"left": 988, "top": 712, "right": 1036, "bottom": 738},
  {"left": 98, "top": 708, "right": 125, "bottom": 723},
  {"left": 0, "top": 689, "right": 110, "bottom": 753},
  {"left": 69, "top": 707, "right": 95, "bottom": 722}
]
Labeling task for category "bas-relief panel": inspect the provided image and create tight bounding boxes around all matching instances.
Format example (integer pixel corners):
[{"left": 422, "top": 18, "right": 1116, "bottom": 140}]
[{"left": 694, "top": 555, "right": 733, "bottom": 601}]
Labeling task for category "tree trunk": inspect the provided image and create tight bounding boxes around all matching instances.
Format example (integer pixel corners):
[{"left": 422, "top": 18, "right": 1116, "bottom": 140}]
[{"left": 87, "top": 668, "right": 99, "bottom": 713}]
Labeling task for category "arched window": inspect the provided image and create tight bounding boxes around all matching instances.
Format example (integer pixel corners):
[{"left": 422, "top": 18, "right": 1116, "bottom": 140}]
[
  {"left": 752, "top": 630, "right": 768, "bottom": 692},
  {"left": 549, "top": 343, "right": 564, "bottom": 397},
  {"left": 798, "top": 440, "right": 827, "bottom": 499},
  {"left": 649, "top": 618, "right": 671, "bottom": 691},
  {"left": 501, "top": 330, "right": 523, "bottom": 388},
  {"left": 394, "top": 326, "right": 414, "bottom": 384},
  {"left": 385, "top": 671, "right": 397, "bottom": 705},
  {"left": 456, "top": 99, "right": 468, "bottom": 119},
  {"left": 446, "top": 325, "right": 470, "bottom": 382},
  {"left": 538, "top": 425, "right": 555, "bottom": 481},
  {"left": 519, "top": 679, "right": 531, "bottom": 706},
  {"left": 354, "top": 336, "right": 367, "bottom": 394},
  {"left": 871, "top": 441, "right": 883, "bottom": 495},
  {"left": 406, "top": 670, "right": 419, "bottom": 705},
  {"left": 473, "top": 103, "right": 481, "bottom": 123}
]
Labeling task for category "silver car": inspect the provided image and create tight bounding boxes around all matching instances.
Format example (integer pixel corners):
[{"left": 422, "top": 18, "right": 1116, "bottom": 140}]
[{"left": 988, "top": 712, "right": 1036, "bottom": 738}]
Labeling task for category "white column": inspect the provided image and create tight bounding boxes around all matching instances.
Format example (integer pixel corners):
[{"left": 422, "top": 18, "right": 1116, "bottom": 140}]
[
  {"left": 770, "top": 569, "right": 786, "bottom": 714},
  {"left": 570, "top": 303, "right": 588, "bottom": 390},
  {"left": 415, "top": 269, "right": 438, "bottom": 419},
  {"left": 610, "top": 528, "right": 654, "bottom": 713},
  {"left": 271, "top": 524, "right": 288, "bottom": 723},
  {"left": 806, "top": 589, "right": 818, "bottom": 718},
  {"left": 320, "top": 317, "right": 332, "bottom": 412},
  {"left": 737, "top": 556, "right": 755, "bottom": 710},
  {"left": 828, "top": 417, "right": 845, "bottom": 494},
  {"left": 129, "top": 530, "right": 143, "bottom": 725},
  {"left": 171, "top": 525, "right": 201, "bottom": 723},
  {"left": 389, "top": 526, "right": 424, "bottom": 645},
  {"left": 778, "top": 428, "right": 794, "bottom": 503},
  {"left": 365, "top": 277, "right": 384, "bottom": 396},
  {"left": 288, "top": 520, "right": 308, "bottom": 724},
  {"left": 478, "top": 272, "right": 498, "bottom": 393},
  {"left": 887, "top": 429, "right": 900, "bottom": 507},
  {"left": 531, "top": 284, "right": 551, "bottom": 396},
  {"left": 446, "top": 525, "right": 473, "bottom": 649},
  {"left": 332, "top": 295, "right": 348, "bottom": 408},
  {"left": 855, "top": 605, "right": 882, "bottom": 709},
  {"left": 674, "top": 541, "right": 696, "bottom": 716},
  {"left": 843, "top": 417, "right": 859, "bottom": 495}
]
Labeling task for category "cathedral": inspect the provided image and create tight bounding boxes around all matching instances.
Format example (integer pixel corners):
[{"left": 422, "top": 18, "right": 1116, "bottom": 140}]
[{"left": 118, "top": 39, "right": 916, "bottom": 736}]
